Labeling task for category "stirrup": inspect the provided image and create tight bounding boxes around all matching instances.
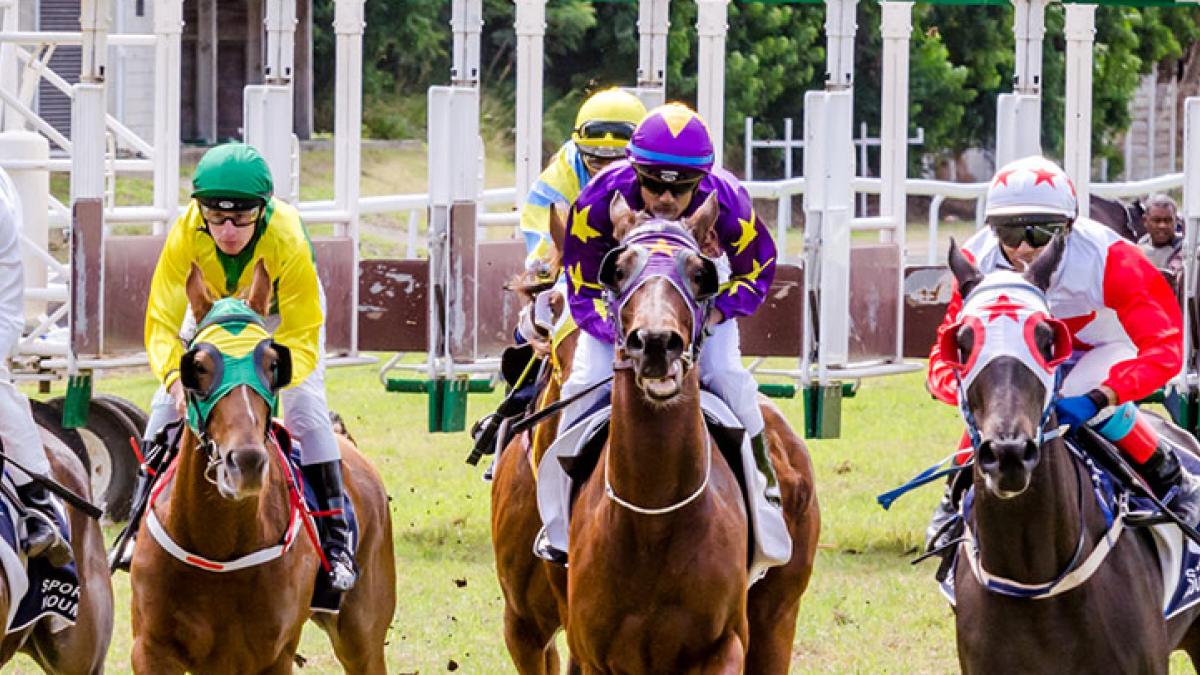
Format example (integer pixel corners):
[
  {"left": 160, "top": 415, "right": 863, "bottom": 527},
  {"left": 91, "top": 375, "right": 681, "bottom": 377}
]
[
  {"left": 532, "top": 528, "right": 568, "bottom": 567},
  {"left": 326, "top": 550, "right": 357, "bottom": 592},
  {"left": 24, "top": 510, "right": 73, "bottom": 567}
]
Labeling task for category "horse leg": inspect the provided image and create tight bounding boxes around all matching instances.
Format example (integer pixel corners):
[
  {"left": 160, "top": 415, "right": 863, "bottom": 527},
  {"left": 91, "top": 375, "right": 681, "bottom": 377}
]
[
  {"left": 131, "top": 638, "right": 188, "bottom": 675},
  {"left": 502, "top": 609, "right": 562, "bottom": 675}
]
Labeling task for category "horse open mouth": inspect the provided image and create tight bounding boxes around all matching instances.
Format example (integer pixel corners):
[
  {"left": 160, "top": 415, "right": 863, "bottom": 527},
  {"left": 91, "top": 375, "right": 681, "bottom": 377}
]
[{"left": 636, "top": 360, "right": 684, "bottom": 400}]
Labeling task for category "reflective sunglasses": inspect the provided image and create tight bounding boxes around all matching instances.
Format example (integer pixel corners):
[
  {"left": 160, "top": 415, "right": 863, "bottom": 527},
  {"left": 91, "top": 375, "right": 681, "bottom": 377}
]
[
  {"left": 576, "top": 120, "right": 637, "bottom": 142},
  {"left": 199, "top": 203, "right": 262, "bottom": 229},
  {"left": 638, "top": 174, "right": 701, "bottom": 198},
  {"left": 992, "top": 222, "right": 1067, "bottom": 248}
]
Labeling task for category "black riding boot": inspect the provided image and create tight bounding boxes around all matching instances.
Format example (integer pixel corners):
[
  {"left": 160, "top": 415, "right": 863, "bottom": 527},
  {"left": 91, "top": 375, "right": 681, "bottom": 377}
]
[
  {"left": 17, "top": 482, "right": 73, "bottom": 567},
  {"left": 750, "top": 433, "right": 782, "bottom": 506},
  {"left": 924, "top": 467, "right": 972, "bottom": 554},
  {"left": 1139, "top": 441, "right": 1200, "bottom": 529},
  {"left": 302, "top": 460, "right": 358, "bottom": 592},
  {"left": 111, "top": 432, "right": 178, "bottom": 572}
]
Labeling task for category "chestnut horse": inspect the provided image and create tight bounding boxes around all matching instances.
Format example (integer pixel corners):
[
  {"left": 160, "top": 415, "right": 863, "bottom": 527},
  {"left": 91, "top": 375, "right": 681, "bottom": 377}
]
[
  {"left": 942, "top": 237, "right": 1200, "bottom": 673},
  {"left": 0, "top": 434, "right": 112, "bottom": 673},
  {"left": 561, "top": 195, "right": 818, "bottom": 673},
  {"left": 130, "top": 261, "right": 396, "bottom": 673},
  {"left": 492, "top": 208, "right": 577, "bottom": 673}
]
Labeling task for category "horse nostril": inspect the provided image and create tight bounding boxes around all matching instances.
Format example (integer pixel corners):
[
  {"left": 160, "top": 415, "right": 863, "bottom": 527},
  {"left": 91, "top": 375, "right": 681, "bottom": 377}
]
[
  {"left": 666, "top": 332, "right": 684, "bottom": 356},
  {"left": 1022, "top": 440, "right": 1038, "bottom": 463},
  {"left": 978, "top": 441, "right": 997, "bottom": 469},
  {"left": 626, "top": 329, "right": 645, "bottom": 352},
  {"left": 227, "top": 448, "right": 266, "bottom": 477}
]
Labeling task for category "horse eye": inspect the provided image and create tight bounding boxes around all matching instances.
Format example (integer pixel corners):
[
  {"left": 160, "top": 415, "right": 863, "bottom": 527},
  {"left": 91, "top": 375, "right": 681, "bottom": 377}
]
[
  {"left": 613, "top": 268, "right": 625, "bottom": 283},
  {"left": 956, "top": 327, "right": 974, "bottom": 363}
]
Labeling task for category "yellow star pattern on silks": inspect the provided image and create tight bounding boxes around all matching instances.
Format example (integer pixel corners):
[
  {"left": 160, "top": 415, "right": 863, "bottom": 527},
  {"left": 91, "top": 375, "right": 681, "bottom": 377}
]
[
  {"left": 721, "top": 257, "right": 774, "bottom": 296},
  {"left": 571, "top": 205, "right": 601, "bottom": 244},
  {"left": 568, "top": 262, "right": 602, "bottom": 293},
  {"left": 661, "top": 106, "right": 697, "bottom": 138},
  {"left": 732, "top": 210, "right": 758, "bottom": 255},
  {"left": 648, "top": 237, "right": 676, "bottom": 257},
  {"left": 592, "top": 298, "right": 609, "bottom": 320}
]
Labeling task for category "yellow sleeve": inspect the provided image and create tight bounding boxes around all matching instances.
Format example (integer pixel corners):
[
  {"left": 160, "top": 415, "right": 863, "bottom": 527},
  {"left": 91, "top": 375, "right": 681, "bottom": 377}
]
[
  {"left": 518, "top": 145, "right": 581, "bottom": 272},
  {"left": 145, "top": 209, "right": 200, "bottom": 388},
  {"left": 266, "top": 210, "right": 323, "bottom": 386}
]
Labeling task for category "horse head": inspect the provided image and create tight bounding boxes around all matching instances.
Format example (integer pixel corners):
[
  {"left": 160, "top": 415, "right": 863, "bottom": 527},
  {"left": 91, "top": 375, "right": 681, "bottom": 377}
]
[
  {"left": 599, "top": 192, "right": 719, "bottom": 403},
  {"left": 939, "top": 236, "right": 1072, "bottom": 498},
  {"left": 179, "top": 260, "right": 292, "bottom": 500}
]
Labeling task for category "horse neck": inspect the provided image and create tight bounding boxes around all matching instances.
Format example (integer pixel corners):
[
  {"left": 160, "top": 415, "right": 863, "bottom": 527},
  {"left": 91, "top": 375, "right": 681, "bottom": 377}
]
[
  {"left": 607, "top": 369, "right": 708, "bottom": 512},
  {"left": 164, "top": 430, "right": 291, "bottom": 560},
  {"left": 971, "top": 437, "right": 1103, "bottom": 582}
]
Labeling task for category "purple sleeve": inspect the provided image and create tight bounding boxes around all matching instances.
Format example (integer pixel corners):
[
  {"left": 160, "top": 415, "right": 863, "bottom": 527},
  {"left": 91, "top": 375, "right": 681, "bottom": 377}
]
[
  {"left": 713, "top": 182, "right": 776, "bottom": 320},
  {"left": 562, "top": 193, "right": 619, "bottom": 343}
]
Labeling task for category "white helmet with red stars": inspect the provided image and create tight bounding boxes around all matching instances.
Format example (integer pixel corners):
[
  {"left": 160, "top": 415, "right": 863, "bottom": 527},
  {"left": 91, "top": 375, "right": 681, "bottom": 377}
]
[{"left": 984, "top": 155, "right": 1078, "bottom": 221}]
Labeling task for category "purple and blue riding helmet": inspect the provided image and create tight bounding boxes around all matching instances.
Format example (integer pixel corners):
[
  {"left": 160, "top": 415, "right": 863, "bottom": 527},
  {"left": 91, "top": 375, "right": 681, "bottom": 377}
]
[{"left": 626, "top": 103, "right": 714, "bottom": 184}]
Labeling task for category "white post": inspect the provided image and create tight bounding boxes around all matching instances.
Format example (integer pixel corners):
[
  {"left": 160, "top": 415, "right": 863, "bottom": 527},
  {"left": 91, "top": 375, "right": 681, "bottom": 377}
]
[
  {"left": 333, "top": 0, "right": 364, "bottom": 354},
  {"left": 514, "top": 0, "right": 546, "bottom": 204},
  {"left": 824, "top": 0, "right": 857, "bottom": 89},
  {"left": 264, "top": 0, "right": 298, "bottom": 85},
  {"left": 1181, "top": 97, "right": 1199, "bottom": 389},
  {"left": 880, "top": 1, "right": 911, "bottom": 362},
  {"left": 153, "top": 0, "right": 183, "bottom": 233},
  {"left": 696, "top": 0, "right": 728, "bottom": 166},
  {"left": 451, "top": 0, "right": 483, "bottom": 86},
  {"left": 637, "top": 0, "right": 669, "bottom": 105},
  {"left": 79, "top": 0, "right": 111, "bottom": 84},
  {"left": 246, "top": 0, "right": 297, "bottom": 202},
  {"left": 0, "top": 0, "right": 18, "bottom": 131},
  {"left": 996, "top": 0, "right": 1045, "bottom": 167},
  {"left": 1063, "top": 3, "right": 1094, "bottom": 218},
  {"left": 72, "top": 0, "right": 109, "bottom": 204}
]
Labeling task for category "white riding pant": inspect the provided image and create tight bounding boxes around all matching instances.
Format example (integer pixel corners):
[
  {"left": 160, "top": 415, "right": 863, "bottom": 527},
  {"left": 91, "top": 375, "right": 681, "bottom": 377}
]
[
  {"left": 559, "top": 319, "right": 765, "bottom": 438},
  {"left": 1059, "top": 341, "right": 1135, "bottom": 397},
  {"left": 0, "top": 363, "right": 51, "bottom": 486},
  {"left": 143, "top": 288, "right": 341, "bottom": 466}
]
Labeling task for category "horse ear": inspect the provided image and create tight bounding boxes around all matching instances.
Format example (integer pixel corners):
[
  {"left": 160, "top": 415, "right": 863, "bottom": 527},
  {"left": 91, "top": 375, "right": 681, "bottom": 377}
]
[
  {"left": 1024, "top": 233, "right": 1065, "bottom": 293},
  {"left": 685, "top": 193, "right": 719, "bottom": 246},
  {"left": 186, "top": 263, "right": 214, "bottom": 322},
  {"left": 609, "top": 193, "right": 637, "bottom": 241},
  {"left": 947, "top": 238, "right": 983, "bottom": 298},
  {"left": 245, "top": 259, "right": 272, "bottom": 316},
  {"left": 548, "top": 204, "right": 568, "bottom": 256}
]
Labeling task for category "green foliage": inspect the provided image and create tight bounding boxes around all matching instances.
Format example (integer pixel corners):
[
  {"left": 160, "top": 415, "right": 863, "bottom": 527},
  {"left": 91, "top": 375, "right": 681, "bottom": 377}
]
[{"left": 312, "top": 0, "right": 1200, "bottom": 174}]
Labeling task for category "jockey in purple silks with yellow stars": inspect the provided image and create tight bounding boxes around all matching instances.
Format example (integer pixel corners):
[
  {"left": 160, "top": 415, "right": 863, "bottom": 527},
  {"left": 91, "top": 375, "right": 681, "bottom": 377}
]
[{"left": 534, "top": 102, "right": 787, "bottom": 569}]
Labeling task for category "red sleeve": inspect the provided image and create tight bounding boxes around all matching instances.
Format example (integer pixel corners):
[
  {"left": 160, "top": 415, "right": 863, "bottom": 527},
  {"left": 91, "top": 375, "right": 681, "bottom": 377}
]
[
  {"left": 1101, "top": 240, "right": 1183, "bottom": 403},
  {"left": 926, "top": 251, "right": 975, "bottom": 406}
]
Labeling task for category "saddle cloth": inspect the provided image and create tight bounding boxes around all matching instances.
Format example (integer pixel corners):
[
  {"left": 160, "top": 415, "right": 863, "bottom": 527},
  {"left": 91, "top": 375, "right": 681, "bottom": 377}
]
[
  {"left": 535, "top": 391, "right": 792, "bottom": 584},
  {"left": 938, "top": 442, "right": 1200, "bottom": 620},
  {"left": 0, "top": 471, "right": 77, "bottom": 634}
]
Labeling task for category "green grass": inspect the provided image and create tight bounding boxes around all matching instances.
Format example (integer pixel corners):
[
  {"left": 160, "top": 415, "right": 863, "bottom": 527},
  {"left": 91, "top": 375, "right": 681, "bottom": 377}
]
[{"left": 5, "top": 365, "right": 1197, "bottom": 673}]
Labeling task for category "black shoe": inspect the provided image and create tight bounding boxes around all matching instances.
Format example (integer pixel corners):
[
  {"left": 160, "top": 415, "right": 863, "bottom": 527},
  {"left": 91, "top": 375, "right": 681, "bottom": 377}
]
[
  {"left": 750, "top": 433, "right": 782, "bottom": 507},
  {"left": 17, "top": 483, "right": 73, "bottom": 567},
  {"left": 532, "top": 527, "right": 567, "bottom": 567},
  {"left": 924, "top": 489, "right": 960, "bottom": 554},
  {"left": 1140, "top": 442, "right": 1200, "bottom": 530},
  {"left": 302, "top": 461, "right": 358, "bottom": 592}
]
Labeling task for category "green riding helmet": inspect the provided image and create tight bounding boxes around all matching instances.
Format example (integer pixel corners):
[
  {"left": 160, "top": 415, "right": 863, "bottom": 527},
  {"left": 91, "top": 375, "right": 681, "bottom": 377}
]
[{"left": 191, "top": 143, "right": 274, "bottom": 206}]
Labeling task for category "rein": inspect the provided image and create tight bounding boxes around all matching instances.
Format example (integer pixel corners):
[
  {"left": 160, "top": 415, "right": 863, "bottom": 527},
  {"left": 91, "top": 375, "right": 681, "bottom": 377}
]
[{"left": 604, "top": 433, "right": 712, "bottom": 515}]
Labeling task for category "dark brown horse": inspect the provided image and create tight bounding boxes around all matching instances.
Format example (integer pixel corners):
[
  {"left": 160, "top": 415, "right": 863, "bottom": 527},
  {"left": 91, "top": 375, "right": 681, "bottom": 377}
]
[
  {"left": 492, "top": 207, "right": 577, "bottom": 673},
  {"left": 130, "top": 261, "right": 395, "bottom": 674},
  {"left": 564, "top": 195, "right": 818, "bottom": 673},
  {"left": 944, "top": 237, "right": 1200, "bottom": 674},
  {"left": 0, "top": 434, "right": 112, "bottom": 673}
]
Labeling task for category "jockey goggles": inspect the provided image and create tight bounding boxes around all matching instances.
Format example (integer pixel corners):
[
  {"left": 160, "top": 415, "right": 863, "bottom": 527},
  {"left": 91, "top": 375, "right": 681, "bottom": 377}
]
[
  {"left": 199, "top": 198, "right": 263, "bottom": 229},
  {"left": 575, "top": 120, "right": 637, "bottom": 158},
  {"left": 636, "top": 168, "right": 703, "bottom": 197},
  {"left": 992, "top": 220, "right": 1067, "bottom": 249},
  {"left": 181, "top": 299, "right": 292, "bottom": 432}
]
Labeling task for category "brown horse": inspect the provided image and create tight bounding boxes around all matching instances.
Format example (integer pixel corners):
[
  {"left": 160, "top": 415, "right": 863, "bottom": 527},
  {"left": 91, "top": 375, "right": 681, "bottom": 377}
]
[
  {"left": 492, "top": 207, "right": 578, "bottom": 673},
  {"left": 562, "top": 196, "right": 818, "bottom": 673},
  {"left": 0, "top": 433, "right": 112, "bottom": 673},
  {"left": 944, "top": 238, "right": 1200, "bottom": 674},
  {"left": 130, "top": 261, "right": 395, "bottom": 674}
]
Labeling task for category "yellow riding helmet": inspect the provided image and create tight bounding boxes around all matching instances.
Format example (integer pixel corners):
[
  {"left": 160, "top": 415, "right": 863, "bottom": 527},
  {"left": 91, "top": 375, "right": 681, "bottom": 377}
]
[{"left": 572, "top": 88, "right": 647, "bottom": 159}]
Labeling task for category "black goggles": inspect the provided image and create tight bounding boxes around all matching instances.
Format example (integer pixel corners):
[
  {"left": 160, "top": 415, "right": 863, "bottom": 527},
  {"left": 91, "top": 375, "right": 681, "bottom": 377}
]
[
  {"left": 638, "top": 173, "right": 701, "bottom": 198},
  {"left": 199, "top": 200, "right": 262, "bottom": 229},
  {"left": 576, "top": 120, "right": 636, "bottom": 142},
  {"left": 992, "top": 222, "right": 1067, "bottom": 248}
]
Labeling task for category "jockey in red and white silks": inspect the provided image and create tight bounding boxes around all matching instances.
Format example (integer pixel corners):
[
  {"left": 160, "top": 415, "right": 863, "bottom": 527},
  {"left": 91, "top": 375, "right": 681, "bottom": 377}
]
[
  {"left": 0, "top": 168, "right": 73, "bottom": 566},
  {"left": 924, "top": 155, "right": 1200, "bottom": 550}
]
